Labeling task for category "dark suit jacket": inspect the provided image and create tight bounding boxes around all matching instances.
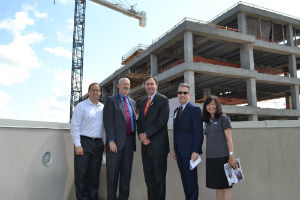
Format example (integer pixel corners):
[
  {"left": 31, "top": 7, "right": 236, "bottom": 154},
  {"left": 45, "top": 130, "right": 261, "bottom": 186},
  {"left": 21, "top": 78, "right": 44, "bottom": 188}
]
[
  {"left": 103, "top": 94, "right": 136, "bottom": 151},
  {"left": 173, "top": 102, "right": 203, "bottom": 158},
  {"left": 137, "top": 93, "right": 170, "bottom": 156}
]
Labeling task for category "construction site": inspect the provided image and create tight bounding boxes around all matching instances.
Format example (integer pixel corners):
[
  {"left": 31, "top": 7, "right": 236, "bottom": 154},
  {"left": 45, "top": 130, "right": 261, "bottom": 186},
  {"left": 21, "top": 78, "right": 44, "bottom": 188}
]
[
  {"left": 1, "top": 2, "right": 300, "bottom": 200},
  {"left": 100, "top": 2, "right": 300, "bottom": 121}
]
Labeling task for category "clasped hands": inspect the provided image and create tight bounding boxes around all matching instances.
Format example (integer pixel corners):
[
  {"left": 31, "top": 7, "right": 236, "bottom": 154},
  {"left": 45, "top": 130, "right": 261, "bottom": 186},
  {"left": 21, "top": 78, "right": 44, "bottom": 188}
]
[{"left": 139, "top": 133, "right": 151, "bottom": 145}]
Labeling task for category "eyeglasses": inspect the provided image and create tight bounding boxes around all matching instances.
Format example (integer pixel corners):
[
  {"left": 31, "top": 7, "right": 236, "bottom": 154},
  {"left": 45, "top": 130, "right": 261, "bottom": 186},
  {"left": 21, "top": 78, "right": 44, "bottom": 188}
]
[{"left": 178, "top": 91, "right": 189, "bottom": 95}]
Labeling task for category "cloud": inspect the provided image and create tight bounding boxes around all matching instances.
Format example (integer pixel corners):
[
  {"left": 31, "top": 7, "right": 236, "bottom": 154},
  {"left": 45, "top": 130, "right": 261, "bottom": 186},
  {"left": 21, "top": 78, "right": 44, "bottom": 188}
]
[
  {"left": 34, "top": 11, "right": 48, "bottom": 18},
  {"left": 37, "top": 69, "right": 71, "bottom": 122},
  {"left": 44, "top": 46, "right": 72, "bottom": 59},
  {"left": 0, "top": 10, "right": 34, "bottom": 35},
  {"left": 67, "top": 18, "right": 74, "bottom": 31},
  {"left": 0, "top": 5, "right": 45, "bottom": 87},
  {"left": 57, "top": 31, "right": 72, "bottom": 43},
  {"left": 54, "top": 69, "right": 71, "bottom": 89},
  {"left": 0, "top": 91, "right": 12, "bottom": 119},
  {"left": 0, "top": 33, "right": 44, "bottom": 86},
  {"left": 38, "top": 95, "right": 70, "bottom": 122},
  {"left": 58, "top": 0, "right": 72, "bottom": 4}
]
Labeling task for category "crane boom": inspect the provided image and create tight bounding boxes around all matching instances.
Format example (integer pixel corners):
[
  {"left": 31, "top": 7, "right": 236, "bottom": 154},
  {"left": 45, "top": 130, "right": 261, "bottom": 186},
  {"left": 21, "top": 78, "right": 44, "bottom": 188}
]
[
  {"left": 90, "top": 0, "right": 146, "bottom": 26},
  {"left": 70, "top": 0, "right": 146, "bottom": 120}
]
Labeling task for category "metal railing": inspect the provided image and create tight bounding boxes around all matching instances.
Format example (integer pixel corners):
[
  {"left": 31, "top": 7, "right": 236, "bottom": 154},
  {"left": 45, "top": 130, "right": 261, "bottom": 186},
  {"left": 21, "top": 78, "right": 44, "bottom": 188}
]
[
  {"left": 210, "top": 1, "right": 300, "bottom": 22},
  {"left": 121, "top": 44, "right": 148, "bottom": 64}
]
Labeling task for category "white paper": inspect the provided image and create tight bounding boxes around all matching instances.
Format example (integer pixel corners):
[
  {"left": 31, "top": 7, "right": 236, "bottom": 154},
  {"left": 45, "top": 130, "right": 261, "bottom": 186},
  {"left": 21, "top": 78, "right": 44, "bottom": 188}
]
[{"left": 189, "top": 156, "right": 202, "bottom": 170}]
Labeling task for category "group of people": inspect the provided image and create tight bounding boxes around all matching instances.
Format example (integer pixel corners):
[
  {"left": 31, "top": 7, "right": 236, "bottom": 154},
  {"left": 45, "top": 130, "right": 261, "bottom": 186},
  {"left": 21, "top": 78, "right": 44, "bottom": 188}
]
[{"left": 70, "top": 76, "right": 236, "bottom": 200}]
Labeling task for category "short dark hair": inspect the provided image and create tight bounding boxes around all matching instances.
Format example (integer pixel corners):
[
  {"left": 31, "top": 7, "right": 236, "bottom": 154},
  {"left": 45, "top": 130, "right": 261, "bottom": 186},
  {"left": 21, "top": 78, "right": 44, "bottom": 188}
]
[
  {"left": 88, "top": 82, "right": 101, "bottom": 91},
  {"left": 144, "top": 76, "right": 158, "bottom": 86},
  {"left": 203, "top": 95, "right": 223, "bottom": 123}
]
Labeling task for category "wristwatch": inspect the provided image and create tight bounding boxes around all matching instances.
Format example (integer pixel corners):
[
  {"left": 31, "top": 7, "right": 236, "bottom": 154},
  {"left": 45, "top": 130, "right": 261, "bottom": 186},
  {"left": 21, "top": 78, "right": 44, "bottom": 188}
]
[{"left": 229, "top": 151, "right": 234, "bottom": 155}]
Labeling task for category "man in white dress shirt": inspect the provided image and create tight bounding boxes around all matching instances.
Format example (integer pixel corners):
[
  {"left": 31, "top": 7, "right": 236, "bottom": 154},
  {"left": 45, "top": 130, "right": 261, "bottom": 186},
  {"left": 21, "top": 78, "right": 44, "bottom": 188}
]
[{"left": 71, "top": 83, "right": 105, "bottom": 200}]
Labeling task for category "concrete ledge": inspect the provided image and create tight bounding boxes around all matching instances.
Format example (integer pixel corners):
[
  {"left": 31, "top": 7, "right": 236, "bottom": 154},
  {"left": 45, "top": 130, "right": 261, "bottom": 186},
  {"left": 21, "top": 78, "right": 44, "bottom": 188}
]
[
  {"left": 0, "top": 119, "right": 70, "bottom": 130},
  {"left": 168, "top": 120, "right": 300, "bottom": 130},
  {"left": 254, "top": 40, "right": 300, "bottom": 56}
]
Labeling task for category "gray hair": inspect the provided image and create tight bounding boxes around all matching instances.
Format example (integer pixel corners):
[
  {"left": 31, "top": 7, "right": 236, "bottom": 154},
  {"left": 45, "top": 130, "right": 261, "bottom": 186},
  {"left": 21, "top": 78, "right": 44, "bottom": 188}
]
[{"left": 178, "top": 83, "right": 191, "bottom": 93}]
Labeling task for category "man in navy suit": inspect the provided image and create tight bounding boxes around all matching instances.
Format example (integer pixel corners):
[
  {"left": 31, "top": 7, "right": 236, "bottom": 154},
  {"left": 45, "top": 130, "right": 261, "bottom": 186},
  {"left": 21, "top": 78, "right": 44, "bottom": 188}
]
[{"left": 173, "top": 83, "right": 203, "bottom": 200}]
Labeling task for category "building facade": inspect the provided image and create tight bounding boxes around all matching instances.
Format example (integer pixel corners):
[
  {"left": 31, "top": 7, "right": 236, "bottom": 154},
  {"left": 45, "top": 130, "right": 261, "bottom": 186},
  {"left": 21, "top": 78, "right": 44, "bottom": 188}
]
[{"left": 100, "top": 2, "right": 300, "bottom": 121}]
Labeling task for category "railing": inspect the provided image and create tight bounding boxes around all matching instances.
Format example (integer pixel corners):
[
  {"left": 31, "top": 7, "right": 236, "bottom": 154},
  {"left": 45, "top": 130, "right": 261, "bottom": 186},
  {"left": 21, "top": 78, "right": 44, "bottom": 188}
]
[
  {"left": 121, "top": 44, "right": 148, "bottom": 64},
  {"left": 210, "top": 1, "right": 300, "bottom": 22}
]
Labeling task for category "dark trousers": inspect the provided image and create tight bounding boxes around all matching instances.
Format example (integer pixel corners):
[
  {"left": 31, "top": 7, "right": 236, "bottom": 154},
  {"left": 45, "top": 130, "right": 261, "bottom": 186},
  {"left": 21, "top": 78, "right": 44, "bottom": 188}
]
[
  {"left": 106, "top": 134, "right": 134, "bottom": 200},
  {"left": 142, "top": 153, "right": 168, "bottom": 200},
  {"left": 74, "top": 137, "right": 104, "bottom": 200},
  {"left": 177, "top": 156, "right": 198, "bottom": 200}
]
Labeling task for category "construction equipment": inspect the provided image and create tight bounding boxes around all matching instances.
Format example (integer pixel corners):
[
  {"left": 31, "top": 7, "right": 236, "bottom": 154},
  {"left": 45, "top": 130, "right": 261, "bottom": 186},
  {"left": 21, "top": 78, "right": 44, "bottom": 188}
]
[{"left": 70, "top": 0, "right": 146, "bottom": 120}]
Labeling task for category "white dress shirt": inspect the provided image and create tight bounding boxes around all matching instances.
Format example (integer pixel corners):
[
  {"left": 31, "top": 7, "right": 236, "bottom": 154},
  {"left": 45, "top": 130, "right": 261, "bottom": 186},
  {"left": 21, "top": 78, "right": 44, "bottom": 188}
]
[{"left": 71, "top": 98, "right": 105, "bottom": 147}]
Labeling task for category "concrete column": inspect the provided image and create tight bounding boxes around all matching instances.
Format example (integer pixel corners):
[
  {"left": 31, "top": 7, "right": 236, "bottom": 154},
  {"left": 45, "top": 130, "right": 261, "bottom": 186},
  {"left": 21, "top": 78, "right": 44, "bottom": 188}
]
[
  {"left": 237, "top": 12, "right": 247, "bottom": 33},
  {"left": 288, "top": 54, "right": 299, "bottom": 111},
  {"left": 184, "top": 71, "right": 195, "bottom": 103},
  {"left": 290, "top": 85, "right": 300, "bottom": 110},
  {"left": 150, "top": 54, "right": 158, "bottom": 76},
  {"left": 285, "top": 24, "right": 294, "bottom": 47},
  {"left": 288, "top": 54, "right": 297, "bottom": 78},
  {"left": 203, "top": 88, "right": 211, "bottom": 97},
  {"left": 285, "top": 95, "right": 291, "bottom": 109},
  {"left": 246, "top": 78, "right": 258, "bottom": 121},
  {"left": 113, "top": 79, "right": 118, "bottom": 95},
  {"left": 240, "top": 43, "right": 254, "bottom": 70},
  {"left": 240, "top": 42, "right": 257, "bottom": 120},
  {"left": 101, "top": 87, "right": 106, "bottom": 102},
  {"left": 184, "top": 31, "right": 193, "bottom": 62}
]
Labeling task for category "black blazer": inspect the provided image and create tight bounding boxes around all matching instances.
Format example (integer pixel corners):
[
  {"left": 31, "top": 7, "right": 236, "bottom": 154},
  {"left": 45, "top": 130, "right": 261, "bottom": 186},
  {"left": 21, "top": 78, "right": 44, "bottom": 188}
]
[
  {"left": 137, "top": 93, "right": 170, "bottom": 156},
  {"left": 103, "top": 94, "right": 136, "bottom": 151},
  {"left": 173, "top": 102, "right": 203, "bottom": 158}
]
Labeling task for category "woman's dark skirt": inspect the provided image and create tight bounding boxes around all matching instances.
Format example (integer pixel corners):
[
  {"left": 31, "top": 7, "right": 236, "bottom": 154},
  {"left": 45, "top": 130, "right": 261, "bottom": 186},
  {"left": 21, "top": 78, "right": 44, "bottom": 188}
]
[{"left": 206, "top": 157, "right": 232, "bottom": 189}]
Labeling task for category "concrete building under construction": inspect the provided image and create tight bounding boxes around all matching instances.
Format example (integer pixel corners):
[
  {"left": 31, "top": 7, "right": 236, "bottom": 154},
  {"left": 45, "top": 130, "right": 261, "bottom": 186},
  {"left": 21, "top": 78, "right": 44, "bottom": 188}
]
[{"left": 100, "top": 2, "right": 300, "bottom": 121}]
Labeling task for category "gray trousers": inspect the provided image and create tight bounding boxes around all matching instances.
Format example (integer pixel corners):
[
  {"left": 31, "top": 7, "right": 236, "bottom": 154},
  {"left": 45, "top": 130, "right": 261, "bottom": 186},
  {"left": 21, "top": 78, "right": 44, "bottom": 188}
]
[{"left": 106, "top": 134, "right": 134, "bottom": 200}]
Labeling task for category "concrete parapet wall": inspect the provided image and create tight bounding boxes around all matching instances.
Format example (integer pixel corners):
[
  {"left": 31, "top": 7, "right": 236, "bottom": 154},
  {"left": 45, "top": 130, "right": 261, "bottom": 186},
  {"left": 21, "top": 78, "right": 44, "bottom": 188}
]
[
  {"left": 0, "top": 119, "right": 75, "bottom": 200},
  {"left": 100, "top": 120, "right": 300, "bottom": 200},
  {"left": 0, "top": 119, "right": 299, "bottom": 200}
]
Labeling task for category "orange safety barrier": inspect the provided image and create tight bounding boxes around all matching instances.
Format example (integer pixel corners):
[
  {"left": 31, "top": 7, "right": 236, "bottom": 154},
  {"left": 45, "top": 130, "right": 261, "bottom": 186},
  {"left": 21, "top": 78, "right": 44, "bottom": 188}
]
[
  {"left": 159, "top": 56, "right": 284, "bottom": 75},
  {"left": 214, "top": 24, "right": 239, "bottom": 32},
  {"left": 196, "top": 97, "right": 248, "bottom": 105}
]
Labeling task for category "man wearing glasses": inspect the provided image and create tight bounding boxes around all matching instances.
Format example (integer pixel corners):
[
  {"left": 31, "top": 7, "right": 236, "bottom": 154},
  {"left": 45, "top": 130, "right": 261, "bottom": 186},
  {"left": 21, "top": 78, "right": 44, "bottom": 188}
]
[
  {"left": 71, "top": 83, "right": 105, "bottom": 200},
  {"left": 173, "top": 83, "right": 203, "bottom": 200}
]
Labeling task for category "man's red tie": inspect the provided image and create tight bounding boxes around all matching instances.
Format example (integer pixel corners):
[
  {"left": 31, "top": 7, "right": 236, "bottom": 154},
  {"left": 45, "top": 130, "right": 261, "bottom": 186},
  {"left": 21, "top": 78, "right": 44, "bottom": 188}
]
[
  {"left": 144, "top": 97, "right": 151, "bottom": 117},
  {"left": 124, "top": 96, "right": 132, "bottom": 135}
]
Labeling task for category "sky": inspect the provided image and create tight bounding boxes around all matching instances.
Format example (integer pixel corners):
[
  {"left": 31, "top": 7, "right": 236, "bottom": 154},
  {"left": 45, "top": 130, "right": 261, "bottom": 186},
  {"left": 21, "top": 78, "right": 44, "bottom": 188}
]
[{"left": 0, "top": 0, "right": 299, "bottom": 123}]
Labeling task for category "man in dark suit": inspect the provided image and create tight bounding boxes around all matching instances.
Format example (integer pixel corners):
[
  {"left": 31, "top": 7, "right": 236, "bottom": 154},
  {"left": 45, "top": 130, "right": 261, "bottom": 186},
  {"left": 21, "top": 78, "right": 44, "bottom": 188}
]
[
  {"left": 103, "top": 78, "right": 136, "bottom": 200},
  {"left": 137, "top": 76, "right": 170, "bottom": 200},
  {"left": 173, "top": 83, "right": 203, "bottom": 200}
]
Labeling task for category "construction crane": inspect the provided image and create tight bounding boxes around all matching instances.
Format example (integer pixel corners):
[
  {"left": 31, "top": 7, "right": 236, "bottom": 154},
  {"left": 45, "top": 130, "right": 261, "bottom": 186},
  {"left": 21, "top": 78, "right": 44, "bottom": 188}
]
[{"left": 70, "top": 0, "right": 146, "bottom": 120}]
